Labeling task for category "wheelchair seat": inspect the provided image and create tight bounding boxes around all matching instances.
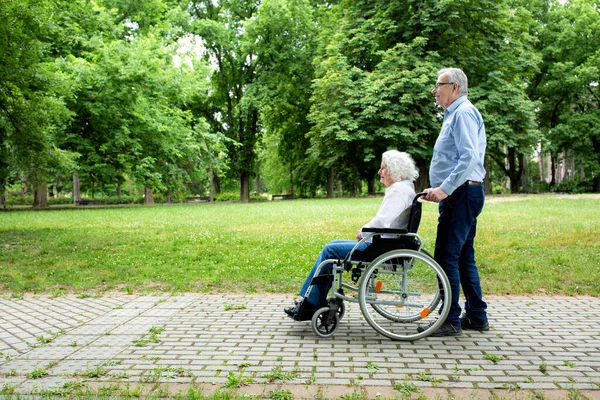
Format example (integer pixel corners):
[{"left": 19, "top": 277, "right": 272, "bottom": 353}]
[{"left": 349, "top": 192, "right": 425, "bottom": 262}]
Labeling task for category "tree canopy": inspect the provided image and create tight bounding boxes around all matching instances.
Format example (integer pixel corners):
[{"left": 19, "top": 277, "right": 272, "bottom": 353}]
[{"left": 1, "top": 0, "right": 598, "bottom": 207}]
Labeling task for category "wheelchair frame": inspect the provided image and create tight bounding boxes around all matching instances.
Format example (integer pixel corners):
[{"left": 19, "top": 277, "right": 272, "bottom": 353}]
[{"left": 304, "top": 193, "right": 451, "bottom": 341}]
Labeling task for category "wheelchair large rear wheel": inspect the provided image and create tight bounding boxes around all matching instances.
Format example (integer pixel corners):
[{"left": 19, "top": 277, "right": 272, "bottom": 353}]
[{"left": 358, "top": 249, "right": 451, "bottom": 341}]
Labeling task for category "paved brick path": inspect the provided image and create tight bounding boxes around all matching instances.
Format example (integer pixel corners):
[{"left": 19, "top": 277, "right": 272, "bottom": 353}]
[{"left": 0, "top": 294, "right": 598, "bottom": 399}]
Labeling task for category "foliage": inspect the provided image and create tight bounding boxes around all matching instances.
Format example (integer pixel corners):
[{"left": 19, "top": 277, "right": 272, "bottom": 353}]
[
  {"left": 529, "top": 0, "right": 600, "bottom": 191},
  {"left": 0, "top": 0, "right": 598, "bottom": 206},
  {"left": 0, "top": 0, "right": 76, "bottom": 190}
]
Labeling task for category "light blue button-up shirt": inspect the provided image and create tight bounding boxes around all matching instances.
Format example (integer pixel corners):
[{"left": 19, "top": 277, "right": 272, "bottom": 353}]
[{"left": 429, "top": 96, "right": 486, "bottom": 196}]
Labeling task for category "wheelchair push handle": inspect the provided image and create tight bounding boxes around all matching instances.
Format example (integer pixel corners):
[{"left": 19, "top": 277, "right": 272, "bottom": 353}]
[{"left": 413, "top": 192, "right": 428, "bottom": 204}]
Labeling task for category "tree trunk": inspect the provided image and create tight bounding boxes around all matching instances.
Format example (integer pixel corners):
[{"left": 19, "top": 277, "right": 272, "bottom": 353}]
[
  {"left": 415, "top": 158, "right": 429, "bottom": 193},
  {"left": 289, "top": 159, "right": 294, "bottom": 197},
  {"left": 33, "top": 183, "right": 48, "bottom": 208},
  {"left": 337, "top": 177, "right": 342, "bottom": 198},
  {"left": 0, "top": 182, "right": 5, "bottom": 208},
  {"left": 349, "top": 176, "right": 356, "bottom": 198},
  {"left": 507, "top": 147, "right": 523, "bottom": 193},
  {"left": 144, "top": 186, "right": 155, "bottom": 205},
  {"left": 550, "top": 153, "right": 556, "bottom": 188},
  {"left": 327, "top": 168, "right": 335, "bottom": 198},
  {"left": 117, "top": 181, "right": 122, "bottom": 198},
  {"left": 522, "top": 156, "right": 529, "bottom": 192},
  {"left": 240, "top": 171, "right": 250, "bottom": 203},
  {"left": 73, "top": 175, "right": 81, "bottom": 204},
  {"left": 214, "top": 174, "right": 221, "bottom": 195},
  {"left": 484, "top": 156, "right": 491, "bottom": 195},
  {"left": 367, "top": 175, "right": 376, "bottom": 194},
  {"left": 209, "top": 165, "right": 215, "bottom": 202},
  {"left": 23, "top": 174, "right": 28, "bottom": 195}
]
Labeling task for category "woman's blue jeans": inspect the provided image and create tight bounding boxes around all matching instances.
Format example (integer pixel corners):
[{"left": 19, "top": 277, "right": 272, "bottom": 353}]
[
  {"left": 299, "top": 240, "right": 369, "bottom": 306},
  {"left": 434, "top": 183, "right": 487, "bottom": 326}
]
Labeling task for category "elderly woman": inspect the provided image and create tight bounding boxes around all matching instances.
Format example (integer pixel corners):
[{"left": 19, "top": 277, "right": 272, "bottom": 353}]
[{"left": 285, "top": 150, "right": 419, "bottom": 321}]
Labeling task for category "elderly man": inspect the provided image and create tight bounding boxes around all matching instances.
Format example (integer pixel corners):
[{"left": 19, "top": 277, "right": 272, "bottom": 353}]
[{"left": 421, "top": 68, "right": 489, "bottom": 337}]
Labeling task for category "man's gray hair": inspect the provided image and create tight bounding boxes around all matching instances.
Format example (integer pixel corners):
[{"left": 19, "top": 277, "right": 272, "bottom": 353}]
[
  {"left": 382, "top": 150, "right": 419, "bottom": 182},
  {"left": 438, "top": 68, "right": 468, "bottom": 97}
]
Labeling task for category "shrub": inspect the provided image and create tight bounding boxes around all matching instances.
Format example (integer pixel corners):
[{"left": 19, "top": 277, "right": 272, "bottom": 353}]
[
  {"left": 554, "top": 178, "right": 593, "bottom": 194},
  {"left": 216, "top": 192, "right": 239, "bottom": 202}
]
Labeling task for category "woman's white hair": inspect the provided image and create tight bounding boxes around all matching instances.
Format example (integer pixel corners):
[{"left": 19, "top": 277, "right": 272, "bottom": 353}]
[{"left": 382, "top": 150, "right": 419, "bottom": 182}]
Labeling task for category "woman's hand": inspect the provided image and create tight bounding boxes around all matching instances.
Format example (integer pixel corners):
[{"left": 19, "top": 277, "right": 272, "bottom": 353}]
[{"left": 356, "top": 230, "right": 363, "bottom": 241}]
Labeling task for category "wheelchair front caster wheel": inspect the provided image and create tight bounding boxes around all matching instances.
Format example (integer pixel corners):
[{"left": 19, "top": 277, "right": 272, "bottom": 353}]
[
  {"left": 311, "top": 307, "right": 339, "bottom": 338},
  {"left": 334, "top": 301, "right": 346, "bottom": 321}
]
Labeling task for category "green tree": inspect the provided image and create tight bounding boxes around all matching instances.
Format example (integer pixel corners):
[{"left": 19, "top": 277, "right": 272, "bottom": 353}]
[
  {"left": 0, "top": 0, "right": 76, "bottom": 207},
  {"left": 530, "top": 0, "right": 600, "bottom": 192},
  {"left": 243, "top": 0, "right": 317, "bottom": 196},
  {"left": 188, "top": 0, "right": 262, "bottom": 203},
  {"left": 309, "top": 0, "right": 540, "bottom": 194}
]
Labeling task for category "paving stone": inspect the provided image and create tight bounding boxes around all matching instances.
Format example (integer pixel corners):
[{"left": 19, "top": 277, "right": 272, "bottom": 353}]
[{"left": 0, "top": 294, "right": 598, "bottom": 398}]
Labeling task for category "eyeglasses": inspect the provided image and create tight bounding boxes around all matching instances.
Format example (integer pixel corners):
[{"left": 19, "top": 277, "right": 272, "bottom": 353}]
[{"left": 434, "top": 82, "right": 454, "bottom": 89}]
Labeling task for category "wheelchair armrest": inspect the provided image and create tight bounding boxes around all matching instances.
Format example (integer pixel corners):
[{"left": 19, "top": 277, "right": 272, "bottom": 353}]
[{"left": 362, "top": 227, "right": 408, "bottom": 235}]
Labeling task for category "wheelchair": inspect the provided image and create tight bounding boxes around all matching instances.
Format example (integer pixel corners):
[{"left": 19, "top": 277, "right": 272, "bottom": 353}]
[{"left": 303, "top": 192, "right": 451, "bottom": 341}]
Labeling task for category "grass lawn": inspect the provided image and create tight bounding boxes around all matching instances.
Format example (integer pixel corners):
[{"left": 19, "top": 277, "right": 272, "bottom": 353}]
[{"left": 0, "top": 194, "right": 598, "bottom": 297}]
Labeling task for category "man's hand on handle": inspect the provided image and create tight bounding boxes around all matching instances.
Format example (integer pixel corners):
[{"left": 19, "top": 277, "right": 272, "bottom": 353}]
[{"left": 423, "top": 187, "right": 448, "bottom": 203}]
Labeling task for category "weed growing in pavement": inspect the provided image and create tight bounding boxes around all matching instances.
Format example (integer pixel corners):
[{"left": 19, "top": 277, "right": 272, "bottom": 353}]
[
  {"left": 263, "top": 363, "right": 298, "bottom": 382},
  {"left": 224, "top": 303, "right": 247, "bottom": 311},
  {"left": 0, "top": 351, "right": 15, "bottom": 362},
  {"left": 267, "top": 388, "right": 294, "bottom": 400},
  {"left": 134, "top": 325, "right": 165, "bottom": 347},
  {"left": 567, "top": 388, "right": 586, "bottom": 400},
  {"left": 101, "top": 359, "right": 123, "bottom": 367},
  {"left": 338, "top": 386, "right": 370, "bottom": 399},
  {"left": 27, "top": 367, "right": 49, "bottom": 379},
  {"left": 154, "top": 384, "right": 171, "bottom": 398},
  {"left": 77, "top": 365, "right": 109, "bottom": 378},
  {"left": 36, "top": 335, "right": 53, "bottom": 344},
  {"left": 120, "top": 383, "right": 145, "bottom": 397},
  {"left": 539, "top": 363, "right": 548, "bottom": 373},
  {"left": 0, "top": 383, "right": 16, "bottom": 395},
  {"left": 140, "top": 366, "right": 191, "bottom": 383},
  {"left": 223, "top": 369, "right": 254, "bottom": 388},
  {"left": 365, "top": 362, "right": 379, "bottom": 377},
  {"left": 393, "top": 382, "right": 420, "bottom": 398},
  {"left": 414, "top": 370, "right": 442, "bottom": 383},
  {"left": 97, "top": 383, "right": 122, "bottom": 396},
  {"left": 2, "top": 369, "right": 17, "bottom": 377},
  {"left": 563, "top": 360, "right": 576, "bottom": 367},
  {"left": 483, "top": 353, "right": 504, "bottom": 363},
  {"left": 37, "top": 380, "right": 89, "bottom": 397}
]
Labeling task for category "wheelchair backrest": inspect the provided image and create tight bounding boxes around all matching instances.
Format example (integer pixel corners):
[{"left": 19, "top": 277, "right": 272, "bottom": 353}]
[{"left": 406, "top": 192, "right": 426, "bottom": 234}]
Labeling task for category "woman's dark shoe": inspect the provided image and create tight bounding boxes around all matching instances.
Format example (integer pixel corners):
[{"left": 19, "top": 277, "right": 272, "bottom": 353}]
[{"left": 284, "top": 299, "right": 319, "bottom": 321}]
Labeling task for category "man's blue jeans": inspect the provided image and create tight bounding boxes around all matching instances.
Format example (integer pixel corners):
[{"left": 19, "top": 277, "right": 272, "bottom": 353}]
[
  {"left": 299, "top": 240, "right": 369, "bottom": 306},
  {"left": 434, "top": 183, "right": 487, "bottom": 326}
]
